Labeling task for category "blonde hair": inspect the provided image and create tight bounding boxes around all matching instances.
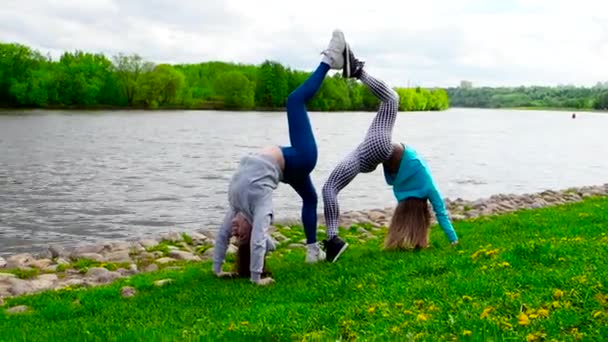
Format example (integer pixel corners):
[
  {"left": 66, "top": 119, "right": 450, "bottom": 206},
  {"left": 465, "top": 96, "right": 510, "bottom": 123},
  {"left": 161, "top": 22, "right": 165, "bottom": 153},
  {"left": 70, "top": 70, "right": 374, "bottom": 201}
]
[{"left": 384, "top": 198, "right": 431, "bottom": 250}]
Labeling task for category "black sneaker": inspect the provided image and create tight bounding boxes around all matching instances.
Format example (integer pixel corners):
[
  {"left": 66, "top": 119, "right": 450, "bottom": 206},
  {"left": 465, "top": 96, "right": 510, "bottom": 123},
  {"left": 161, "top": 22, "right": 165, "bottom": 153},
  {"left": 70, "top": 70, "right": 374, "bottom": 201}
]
[
  {"left": 342, "top": 43, "right": 365, "bottom": 78},
  {"left": 322, "top": 236, "right": 349, "bottom": 263}
]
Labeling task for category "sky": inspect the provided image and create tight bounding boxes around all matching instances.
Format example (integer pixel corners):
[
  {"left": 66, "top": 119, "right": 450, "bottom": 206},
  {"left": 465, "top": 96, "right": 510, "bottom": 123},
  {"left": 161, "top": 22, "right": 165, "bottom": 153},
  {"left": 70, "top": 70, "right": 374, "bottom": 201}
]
[{"left": 1, "top": 0, "right": 608, "bottom": 88}]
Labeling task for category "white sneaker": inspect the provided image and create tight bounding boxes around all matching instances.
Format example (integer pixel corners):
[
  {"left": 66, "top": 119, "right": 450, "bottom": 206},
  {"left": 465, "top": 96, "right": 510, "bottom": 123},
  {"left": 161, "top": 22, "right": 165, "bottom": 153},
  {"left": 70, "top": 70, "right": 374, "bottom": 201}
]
[
  {"left": 321, "top": 29, "right": 346, "bottom": 70},
  {"left": 305, "top": 243, "right": 326, "bottom": 263}
]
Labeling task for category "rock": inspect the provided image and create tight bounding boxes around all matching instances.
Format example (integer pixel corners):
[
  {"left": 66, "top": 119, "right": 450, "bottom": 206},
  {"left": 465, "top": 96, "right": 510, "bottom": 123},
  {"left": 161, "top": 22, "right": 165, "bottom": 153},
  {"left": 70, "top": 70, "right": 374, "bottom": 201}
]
[
  {"left": 121, "top": 286, "right": 137, "bottom": 298},
  {"left": 30, "top": 274, "right": 58, "bottom": 291},
  {"left": 6, "top": 253, "right": 33, "bottom": 269},
  {"left": 28, "top": 258, "right": 53, "bottom": 270},
  {"left": 8, "top": 278, "right": 34, "bottom": 296},
  {"left": 168, "top": 251, "right": 201, "bottom": 261},
  {"left": 104, "top": 251, "right": 132, "bottom": 263},
  {"left": 167, "top": 246, "right": 179, "bottom": 251},
  {"left": 44, "top": 265, "right": 58, "bottom": 273},
  {"left": 56, "top": 258, "right": 70, "bottom": 265},
  {"left": 85, "top": 267, "right": 121, "bottom": 284},
  {"left": 129, "top": 242, "right": 146, "bottom": 254},
  {"left": 196, "top": 229, "right": 216, "bottom": 241},
  {"left": 202, "top": 247, "right": 215, "bottom": 259},
  {"left": 451, "top": 214, "right": 466, "bottom": 221},
  {"left": 160, "top": 232, "right": 182, "bottom": 243},
  {"left": 136, "top": 252, "right": 155, "bottom": 260},
  {"left": 0, "top": 257, "right": 5, "bottom": 268},
  {"left": 287, "top": 243, "right": 305, "bottom": 249},
  {"left": 139, "top": 239, "right": 158, "bottom": 249},
  {"left": 154, "top": 279, "right": 173, "bottom": 287},
  {"left": 6, "top": 305, "right": 29, "bottom": 314},
  {"left": 49, "top": 245, "right": 68, "bottom": 259},
  {"left": 190, "top": 232, "right": 208, "bottom": 245},
  {"left": 75, "top": 253, "right": 105, "bottom": 262},
  {"left": 271, "top": 232, "right": 289, "bottom": 243},
  {"left": 143, "top": 264, "right": 159, "bottom": 272},
  {"left": 155, "top": 257, "right": 177, "bottom": 264},
  {"left": 55, "top": 278, "right": 86, "bottom": 289},
  {"left": 227, "top": 244, "right": 237, "bottom": 255},
  {"left": 72, "top": 244, "right": 105, "bottom": 257},
  {"left": 368, "top": 211, "right": 386, "bottom": 222},
  {"left": 0, "top": 273, "right": 16, "bottom": 281},
  {"left": 163, "top": 266, "right": 182, "bottom": 271},
  {"left": 151, "top": 251, "right": 164, "bottom": 259},
  {"left": 107, "top": 241, "right": 130, "bottom": 252}
]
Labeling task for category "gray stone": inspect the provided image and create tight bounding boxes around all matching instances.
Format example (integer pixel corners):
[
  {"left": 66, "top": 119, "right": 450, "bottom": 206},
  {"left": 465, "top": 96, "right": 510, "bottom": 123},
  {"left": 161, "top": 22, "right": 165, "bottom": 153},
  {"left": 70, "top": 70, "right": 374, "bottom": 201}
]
[
  {"left": 49, "top": 245, "right": 68, "bottom": 259},
  {"left": 8, "top": 278, "right": 34, "bottom": 296},
  {"left": 271, "top": 232, "right": 289, "bottom": 243},
  {"left": 0, "top": 273, "right": 16, "bottom": 281},
  {"left": 30, "top": 274, "right": 58, "bottom": 291},
  {"left": 168, "top": 251, "right": 201, "bottom": 261},
  {"left": 143, "top": 264, "right": 159, "bottom": 272},
  {"left": 44, "top": 265, "right": 58, "bottom": 273},
  {"left": 155, "top": 257, "right": 177, "bottom": 264},
  {"left": 121, "top": 286, "right": 136, "bottom": 298},
  {"left": 56, "top": 258, "right": 70, "bottom": 265},
  {"left": 104, "top": 251, "right": 132, "bottom": 263},
  {"left": 129, "top": 242, "right": 146, "bottom": 254},
  {"left": 0, "top": 257, "right": 5, "bottom": 268},
  {"left": 139, "top": 239, "right": 158, "bottom": 249},
  {"left": 161, "top": 232, "right": 182, "bottom": 242},
  {"left": 72, "top": 244, "right": 105, "bottom": 256},
  {"left": 451, "top": 214, "right": 466, "bottom": 221},
  {"left": 6, "top": 305, "right": 29, "bottom": 314},
  {"left": 136, "top": 252, "right": 155, "bottom": 260},
  {"left": 107, "top": 241, "right": 130, "bottom": 252},
  {"left": 190, "top": 232, "right": 208, "bottom": 245},
  {"left": 85, "top": 267, "right": 121, "bottom": 283},
  {"left": 6, "top": 253, "right": 33, "bottom": 269},
  {"left": 28, "top": 258, "right": 53, "bottom": 270},
  {"left": 196, "top": 228, "right": 216, "bottom": 241},
  {"left": 368, "top": 211, "right": 386, "bottom": 222},
  {"left": 227, "top": 244, "right": 237, "bottom": 255},
  {"left": 55, "top": 278, "right": 85, "bottom": 289},
  {"left": 202, "top": 247, "right": 215, "bottom": 259},
  {"left": 154, "top": 279, "right": 173, "bottom": 287},
  {"left": 167, "top": 246, "right": 179, "bottom": 251},
  {"left": 75, "top": 253, "right": 105, "bottom": 262},
  {"left": 152, "top": 251, "right": 164, "bottom": 259}
]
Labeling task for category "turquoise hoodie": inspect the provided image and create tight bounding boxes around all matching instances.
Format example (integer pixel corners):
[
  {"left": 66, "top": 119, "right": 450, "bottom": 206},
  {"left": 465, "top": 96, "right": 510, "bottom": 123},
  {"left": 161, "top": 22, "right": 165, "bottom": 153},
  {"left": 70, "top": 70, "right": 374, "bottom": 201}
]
[{"left": 383, "top": 144, "right": 458, "bottom": 242}]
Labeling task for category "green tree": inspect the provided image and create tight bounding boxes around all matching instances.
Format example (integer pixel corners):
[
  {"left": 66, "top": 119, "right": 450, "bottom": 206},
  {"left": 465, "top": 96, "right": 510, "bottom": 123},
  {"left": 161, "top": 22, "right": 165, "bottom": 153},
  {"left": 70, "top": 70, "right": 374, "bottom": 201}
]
[
  {"left": 216, "top": 71, "right": 255, "bottom": 109},
  {"left": 112, "top": 53, "right": 154, "bottom": 106}
]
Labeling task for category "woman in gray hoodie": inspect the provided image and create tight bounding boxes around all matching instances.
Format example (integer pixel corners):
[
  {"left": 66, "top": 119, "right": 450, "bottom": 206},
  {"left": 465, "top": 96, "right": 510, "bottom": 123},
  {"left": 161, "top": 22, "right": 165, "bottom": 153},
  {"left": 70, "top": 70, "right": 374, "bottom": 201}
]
[{"left": 213, "top": 30, "right": 347, "bottom": 285}]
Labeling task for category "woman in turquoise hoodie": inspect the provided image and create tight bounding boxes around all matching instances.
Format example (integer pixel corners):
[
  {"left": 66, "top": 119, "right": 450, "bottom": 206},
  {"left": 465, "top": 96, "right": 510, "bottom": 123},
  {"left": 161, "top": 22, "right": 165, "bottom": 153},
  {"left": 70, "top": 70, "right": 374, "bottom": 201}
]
[{"left": 382, "top": 143, "right": 458, "bottom": 249}]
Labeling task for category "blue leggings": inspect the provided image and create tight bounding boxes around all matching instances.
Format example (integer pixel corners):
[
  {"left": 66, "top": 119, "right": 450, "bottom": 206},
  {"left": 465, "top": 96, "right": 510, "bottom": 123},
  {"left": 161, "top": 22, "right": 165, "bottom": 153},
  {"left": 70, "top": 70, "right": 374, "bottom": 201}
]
[{"left": 281, "top": 62, "right": 329, "bottom": 244}]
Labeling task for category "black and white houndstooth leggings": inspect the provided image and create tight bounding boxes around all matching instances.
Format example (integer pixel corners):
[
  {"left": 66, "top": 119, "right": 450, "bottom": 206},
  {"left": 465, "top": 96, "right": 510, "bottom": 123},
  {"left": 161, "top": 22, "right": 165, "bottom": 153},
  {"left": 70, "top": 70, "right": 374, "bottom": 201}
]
[{"left": 322, "top": 69, "right": 399, "bottom": 238}]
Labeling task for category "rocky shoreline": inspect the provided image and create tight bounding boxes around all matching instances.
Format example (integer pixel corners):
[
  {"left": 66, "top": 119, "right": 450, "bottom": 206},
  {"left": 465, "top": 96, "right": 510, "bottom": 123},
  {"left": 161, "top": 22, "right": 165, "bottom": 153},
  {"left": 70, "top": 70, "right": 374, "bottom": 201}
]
[{"left": 1, "top": 183, "right": 607, "bottom": 305}]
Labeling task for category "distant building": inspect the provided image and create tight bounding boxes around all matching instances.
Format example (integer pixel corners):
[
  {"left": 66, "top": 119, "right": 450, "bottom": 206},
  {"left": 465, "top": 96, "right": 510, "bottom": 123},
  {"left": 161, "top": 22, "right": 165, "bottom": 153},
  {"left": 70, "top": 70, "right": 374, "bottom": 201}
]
[{"left": 460, "top": 80, "right": 473, "bottom": 89}]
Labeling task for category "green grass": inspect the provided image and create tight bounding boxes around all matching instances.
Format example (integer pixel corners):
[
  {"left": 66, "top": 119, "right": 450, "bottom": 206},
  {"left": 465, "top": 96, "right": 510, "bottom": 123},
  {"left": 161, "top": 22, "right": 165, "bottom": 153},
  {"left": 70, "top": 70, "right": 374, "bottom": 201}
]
[{"left": 1, "top": 197, "right": 608, "bottom": 341}]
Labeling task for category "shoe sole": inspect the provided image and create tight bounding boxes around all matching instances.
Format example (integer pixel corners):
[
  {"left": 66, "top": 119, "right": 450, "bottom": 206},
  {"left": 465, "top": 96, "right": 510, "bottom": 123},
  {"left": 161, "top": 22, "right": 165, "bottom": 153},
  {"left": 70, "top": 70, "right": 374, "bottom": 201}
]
[
  {"left": 344, "top": 43, "right": 350, "bottom": 77},
  {"left": 330, "top": 242, "right": 349, "bottom": 263}
]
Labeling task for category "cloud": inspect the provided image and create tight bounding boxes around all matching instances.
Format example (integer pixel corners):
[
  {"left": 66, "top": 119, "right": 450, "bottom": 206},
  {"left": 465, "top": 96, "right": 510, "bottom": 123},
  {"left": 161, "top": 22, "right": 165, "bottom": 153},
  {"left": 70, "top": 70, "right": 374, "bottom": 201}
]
[{"left": 1, "top": 0, "right": 607, "bottom": 87}]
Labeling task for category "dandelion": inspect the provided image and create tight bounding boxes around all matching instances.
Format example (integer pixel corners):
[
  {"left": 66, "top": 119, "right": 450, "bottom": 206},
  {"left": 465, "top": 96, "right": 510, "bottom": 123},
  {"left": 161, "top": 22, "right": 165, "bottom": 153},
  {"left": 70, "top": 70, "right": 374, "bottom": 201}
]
[
  {"left": 240, "top": 321, "right": 249, "bottom": 326},
  {"left": 558, "top": 257, "right": 566, "bottom": 262},
  {"left": 526, "top": 332, "right": 547, "bottom": 341},
  {"left": 500, "top": 320, "right": 513, "bottom": 329},
  {"left": 480, "top": 307, "right": 493, "bottom": 319},
  {"left": 485, "top": 249, "right": 499, "bottom": 257},
  {"left": 462, "top": 295, "right": 473, "bottom": 302},
  {"left": 414, "top": 299, "right": 424, "bottom": 307},
  {"left": 505, "top": 292, "right": 520, "bottom": 300},
  {"left": 481, "top": 265, "right": 488, "bottom": 271},
  {"left": 417, "top": 313, "right": 429, "bottom": 321},
  {"left": 367, "top": 306, "right": 376, "bottom": 314},
  {"left": 537, "top": 308, "right": 549, "bottom": 318},
  {"left": 552, "top": 301, "right": 560, "bottom": 309},
  {"left": 227, "top": 323, "right": 236, "bottom": 331},
  {"left": 390, "top": 326, "right": 400, "bottom": 333},
  {"left": 529, "top": 314, "right": 539, "bottom": 319},
  {"left": 497, "top": 261, "right": 511, "bottom": 268},
  {"left": 428, "top": 304, "right": 440, "bottom": 312},
  {"left": 553, "top": 289, "right": 564, "bottom": 299},
  {"left": 592, "top": 311, "right": 603, "bottom": 318},
  {"left": 518, "top": 313, "right": 530, "bottom": 326},
  {"left": 463, "top": 330, "right": 472, "bottom": 336}
]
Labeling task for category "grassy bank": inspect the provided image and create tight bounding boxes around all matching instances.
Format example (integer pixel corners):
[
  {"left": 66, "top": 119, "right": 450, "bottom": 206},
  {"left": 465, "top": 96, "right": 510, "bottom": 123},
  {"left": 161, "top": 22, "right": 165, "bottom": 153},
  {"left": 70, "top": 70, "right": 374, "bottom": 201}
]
[{"left": 1, "top": 197, "right": 608, "bottom": 341}]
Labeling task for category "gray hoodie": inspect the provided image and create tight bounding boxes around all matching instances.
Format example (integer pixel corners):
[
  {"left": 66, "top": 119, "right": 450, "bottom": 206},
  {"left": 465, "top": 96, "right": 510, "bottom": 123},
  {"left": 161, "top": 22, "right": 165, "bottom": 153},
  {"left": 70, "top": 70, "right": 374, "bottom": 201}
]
[{"left": 213, "top": 154, "right": 282, "bottom": 282}]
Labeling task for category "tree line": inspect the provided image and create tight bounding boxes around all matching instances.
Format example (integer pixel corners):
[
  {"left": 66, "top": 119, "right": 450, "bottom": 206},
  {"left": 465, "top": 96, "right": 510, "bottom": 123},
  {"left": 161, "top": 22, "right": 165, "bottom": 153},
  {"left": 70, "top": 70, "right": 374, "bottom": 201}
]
[
  {"left": 446, "top": 85, "right": 608, "bottom": 110},
  {"left": 0, "top": 42, "right": 449, "bottom": 112}
]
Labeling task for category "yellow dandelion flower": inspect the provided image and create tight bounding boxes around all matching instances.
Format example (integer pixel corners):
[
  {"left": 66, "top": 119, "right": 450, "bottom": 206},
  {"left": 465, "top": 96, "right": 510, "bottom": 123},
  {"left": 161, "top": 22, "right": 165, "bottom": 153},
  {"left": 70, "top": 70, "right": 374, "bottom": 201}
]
[
  {"left": 471, "top": 250, "right": 485, "bottom": 259},
  {"left": 240, "top": 321, "right": 249, "bottom": 326},
  {"left": 463, "top": 330, "right": 472, "bottom": 336},
  {"left": 462, "top": 295, "right": 473, "bottom": 302},
  {"left": 505, "top": 291, "right": 520, "bottom": 300},
  {"left": 480, "top": 307, "right": 493, "bottom": 319},
  {"left": 552, "top": 301, "right": 560, "bottom": 309},
  {"left": 498, "top": 261, "right": 511, "bottom": 268},
  {"left": 553, "top": 289, "right": 564, "bottom": 299},
  {"left": 592, "top": 310, "right": 603, "bottom": 318},
  {"left": 564, "top": 301, "right": 572, "bottom": 309},
  {"left": 390, "top": 326, "right": 400, "bottom": 333},
  {"left": 558, "top": 257, "right": 566, "bottom": 262},
  {"left": 500, "top": 320, "right": 513, "bottom": 329},
  {"left": 526, "top": 334, "right": 537, "bottom": 342},
  {"left": 417, "top": 313, "right": 429, "bottom": 321},
  {"left": 481, "top": 265, "right": 488, "bottom": 271},
  {"left": 529, "top": 314, "right": 539, "bottom": 319},
  {"left": 595, "top": 293, "right": 607, "bottom": 305},
  {"left": 518, "top": 313, "right": 530, "bottom": 325},
  {"left": 537, "top": 308, "right": 549, "bottom": 318},
  {"left": 485, "top": 249, "right": 499, "bottom": 257},
  {"left": 367, "top": 306, "right": 376, "bottom": 314},
  {"left": 414, "top": 299, "right": 424, "bottom": 307}
]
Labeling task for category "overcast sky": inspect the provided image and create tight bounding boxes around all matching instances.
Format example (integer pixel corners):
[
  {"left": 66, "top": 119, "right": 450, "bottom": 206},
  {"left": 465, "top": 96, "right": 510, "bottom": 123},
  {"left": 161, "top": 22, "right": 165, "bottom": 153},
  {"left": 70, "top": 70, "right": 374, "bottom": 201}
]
[{"left": 2, "top": 0, "right": 608, "bottom": 87}]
